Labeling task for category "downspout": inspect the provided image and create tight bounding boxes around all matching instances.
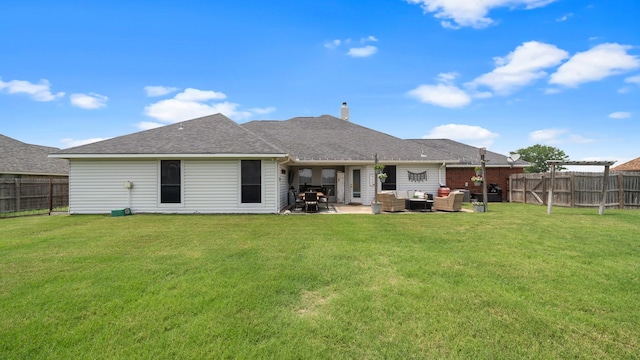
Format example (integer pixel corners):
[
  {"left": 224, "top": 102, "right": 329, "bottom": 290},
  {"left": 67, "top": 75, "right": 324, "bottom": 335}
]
[{"left": 439, "top": 162, "right": 446, "bottom": 186}]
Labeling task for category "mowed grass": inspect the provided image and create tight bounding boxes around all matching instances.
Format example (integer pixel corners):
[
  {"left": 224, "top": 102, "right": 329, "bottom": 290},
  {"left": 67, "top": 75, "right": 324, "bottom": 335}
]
[{"left": 1, "top": 204, "right": 639, "bottom": 359}]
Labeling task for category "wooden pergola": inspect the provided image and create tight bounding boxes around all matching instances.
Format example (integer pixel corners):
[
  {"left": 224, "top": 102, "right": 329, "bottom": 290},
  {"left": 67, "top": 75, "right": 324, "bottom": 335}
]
[{"left": 546, "top": 160, "right": 617, "bottom": 215}]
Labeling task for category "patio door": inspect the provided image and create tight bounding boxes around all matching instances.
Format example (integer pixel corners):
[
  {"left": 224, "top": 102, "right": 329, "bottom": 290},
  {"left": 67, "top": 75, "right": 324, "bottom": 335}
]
[{"left": 351, "top": 168, "right": 362, "bottom": 203}]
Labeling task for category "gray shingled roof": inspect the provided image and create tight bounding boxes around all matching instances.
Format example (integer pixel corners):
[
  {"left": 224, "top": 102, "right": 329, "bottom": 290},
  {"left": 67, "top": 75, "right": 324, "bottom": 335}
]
[
  {"left": 53, "top": 114, "right": 286, "bottom": 156},
  {"left": 612, "top": 157, "right": 640, "bottom": 171},
  {"left": 49, "top": 113, "right": 526, "bottom": 166},
  {"left": 408, "top": 139, "right": 529, "bottom": 167},
  {"left": 0, "top": 134, "right": 69, "bottom": 176},
  {"left": 243, "top": 115, "right": 457, "bottom": 162}
]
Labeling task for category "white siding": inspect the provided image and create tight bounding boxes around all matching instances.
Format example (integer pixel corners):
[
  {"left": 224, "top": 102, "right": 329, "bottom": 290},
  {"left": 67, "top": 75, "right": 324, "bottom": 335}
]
[
  {"left": 361, "top": 164, "right": 443, "bottom": 204},
  {"left": 68, "top": 159, "right": 279, "bottom": 214},
  {"left": 278, "top": 163, "right": 291, "bottom": 210},
  {"left": 395, "top": 164, "right": 442, "bottom": 198}
]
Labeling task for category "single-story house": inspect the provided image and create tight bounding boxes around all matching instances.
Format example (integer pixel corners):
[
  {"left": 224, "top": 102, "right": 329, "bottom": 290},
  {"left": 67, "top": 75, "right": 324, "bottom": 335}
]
[
  {"left": 50, "top": 106, "right": 527, "bottom": 214},
  {"left": 1, "top": 134, "right": 69, "bottom": 178}
]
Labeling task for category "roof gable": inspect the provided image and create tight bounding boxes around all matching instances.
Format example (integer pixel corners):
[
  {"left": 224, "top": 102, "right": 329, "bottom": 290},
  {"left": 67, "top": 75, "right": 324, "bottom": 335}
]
[
  {"left": 0, "top": 134, "right": 69, "bottom": 176},
  {"left": 53, "top": 114, "right": 286, "bottom": 156}
]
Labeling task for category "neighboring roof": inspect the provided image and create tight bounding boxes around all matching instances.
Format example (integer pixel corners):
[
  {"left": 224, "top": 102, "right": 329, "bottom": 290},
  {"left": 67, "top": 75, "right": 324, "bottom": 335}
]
[
  {"left": 0, "top": 134, "right": 69, "bottom": 176},
  {"left": 612, "top": 157, "right": 640, "bottom": 171},
  {"left": 243, "top": 115, "right": 458, "bottom": 163},
  {"left": 52, "top": 114, "right": 286, "bottom": 158},
  {"left": 408, "top": 139, "right": 529, "bottom": 167}
]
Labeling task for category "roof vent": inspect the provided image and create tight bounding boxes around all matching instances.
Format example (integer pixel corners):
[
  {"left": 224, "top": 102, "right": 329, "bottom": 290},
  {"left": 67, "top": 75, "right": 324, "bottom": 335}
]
[{"left": 340, "top": 102, "right": 349, "bottom": 121}]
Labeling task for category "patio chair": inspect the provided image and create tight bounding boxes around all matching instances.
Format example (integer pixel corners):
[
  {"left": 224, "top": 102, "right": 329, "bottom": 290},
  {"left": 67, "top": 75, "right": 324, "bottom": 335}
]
[
  {"left": 304, "top": 191, "right": 319, "bottom": 213},
  {"left": 377, "top": 191, "right": 406, "bottom": 212},
  {"left": 294, "top": 191, "right": 306, "bottom": 211},
  {"left": 319, "top": 188, "right": 331, "bottom": 209},
  {"left": 433, "top": 191, "right": 464, "bottom": 212}
]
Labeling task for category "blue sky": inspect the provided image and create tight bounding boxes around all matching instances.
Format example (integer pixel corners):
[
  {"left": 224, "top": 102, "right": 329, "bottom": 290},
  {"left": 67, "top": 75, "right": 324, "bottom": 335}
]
[{"left": 1, "top": 0, "right": 638, "bottom": 170}]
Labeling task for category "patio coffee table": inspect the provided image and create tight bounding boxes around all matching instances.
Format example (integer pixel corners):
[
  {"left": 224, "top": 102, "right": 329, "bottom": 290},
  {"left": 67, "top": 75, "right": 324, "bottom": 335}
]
[{"left": 406, "top": 198, "right": 434, "bottom": 211}]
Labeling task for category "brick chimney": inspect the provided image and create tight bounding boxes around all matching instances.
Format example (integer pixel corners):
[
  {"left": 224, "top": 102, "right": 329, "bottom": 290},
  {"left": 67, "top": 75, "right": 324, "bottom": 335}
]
[{"left": 340, "top": 102, "right": 349, "bottom": 121}]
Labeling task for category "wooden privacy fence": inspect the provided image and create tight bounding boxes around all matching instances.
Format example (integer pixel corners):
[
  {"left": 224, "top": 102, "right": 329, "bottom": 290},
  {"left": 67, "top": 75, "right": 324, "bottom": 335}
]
[
  {"left": 508, "top": 172, "right": 640, "bottom": 209},
  {"left": 0, "top": 178, "right": 69, "bottom": 215}
]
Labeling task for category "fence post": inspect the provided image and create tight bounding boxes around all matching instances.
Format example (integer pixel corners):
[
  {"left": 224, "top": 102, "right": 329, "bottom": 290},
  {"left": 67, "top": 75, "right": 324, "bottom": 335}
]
[
  {"left": 15, "top": 178, "right": 21, "bottom": 212},
  {"left": 49, "top": 178, "right": 54, "bottom": 215},
  {"left": 570, "top": 173, "right": 575, "bottom": 208},
  {"left": 618, "top": 173, "right": 624, "bottom": 209}
]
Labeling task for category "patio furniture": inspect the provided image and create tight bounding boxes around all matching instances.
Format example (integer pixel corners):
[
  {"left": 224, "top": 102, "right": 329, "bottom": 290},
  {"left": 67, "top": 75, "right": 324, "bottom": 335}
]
[
  {"left": 433, "top": 191, "right": 464, "bottom": 212},
  {"left": 377, "top": 191, "right": 406, "bottom": 212},
  {"left": 294, "top": 191, "right": 306, "bottom": 210},
  {"left": 406, "top": 198, "right": 434, "bottom": 211},
  {"left": 319, "top": 188, "right": 331, "bottom": 209},
  {"left": 304, "top": 191, "right": 319, "bottom": 212}
]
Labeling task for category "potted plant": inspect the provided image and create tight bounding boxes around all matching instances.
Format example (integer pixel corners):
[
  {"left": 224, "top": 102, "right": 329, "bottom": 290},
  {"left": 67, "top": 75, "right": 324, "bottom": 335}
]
[
  {"left": 472, "top": 200, "right": 485, "bottom": 212},
  {"left": 374, "top": 164, "right": 385, "bottom": 174},
  {"left": 471, "top": 175, "right": 483, "bottom": 186},
  {"left": 378, "top": 173, "right": 388, "bottom": 183},
  {"left": 474, "top": 166, "right": 482, "bottom": 175}
]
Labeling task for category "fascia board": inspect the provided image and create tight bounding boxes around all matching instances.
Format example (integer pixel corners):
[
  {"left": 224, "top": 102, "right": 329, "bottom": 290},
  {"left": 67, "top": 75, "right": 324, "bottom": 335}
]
[{"left": 49, "top": 153, "right": 288, "bottom": 159}]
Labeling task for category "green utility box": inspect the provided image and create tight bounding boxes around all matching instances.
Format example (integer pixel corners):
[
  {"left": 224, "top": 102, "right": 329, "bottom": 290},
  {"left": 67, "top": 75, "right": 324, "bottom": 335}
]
[{"left": 111, "top": 208, "right": 132, "bottom": 217}]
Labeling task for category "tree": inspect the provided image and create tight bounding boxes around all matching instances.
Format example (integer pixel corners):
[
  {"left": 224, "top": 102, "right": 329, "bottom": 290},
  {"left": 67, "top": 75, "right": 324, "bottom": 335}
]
[{"left": 513, "top": 144, "right": 569, "bottom": 173}]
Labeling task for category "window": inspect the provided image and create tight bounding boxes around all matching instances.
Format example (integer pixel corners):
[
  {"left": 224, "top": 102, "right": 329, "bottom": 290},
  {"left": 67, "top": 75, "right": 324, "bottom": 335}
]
[
  {"left": 241, "top": 160, "right": 261, "bottom": 203},
  {"left": 381, "top": 165, "right": 397, "bottom": 191},
  {"left": 322, "top": 168, "right": 336, "bottom": 197},
  {"left": 298, "top": 168, "right": 312, "bottom": 192},
  {"left": 161, "top": 160, "right": 181, "bottom": 203}
]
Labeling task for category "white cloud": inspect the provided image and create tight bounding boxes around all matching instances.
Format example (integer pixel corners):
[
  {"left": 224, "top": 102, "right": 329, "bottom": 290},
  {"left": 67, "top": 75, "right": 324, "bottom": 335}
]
[
  {"left": 529, "top": 128, "right": 593, "bottom": 144},
  {"left": 423, "top": 124, "right": 499, "bottom": 147},
  {"left": 326, "top": 36, "right": 379, "bottom": 57},
  {"left": 549, "top": 43, "right": 640, "bottom": 87},
  {"left": 556, "top": 13, "right": 572, "bottom": 22},
  {"left": 347, "top": 45, "right": 378, "bottom": 58},
  {"left": 70, "top": 93, "right": 108, "bottom": 109},
  {"left": 142, "top": 87, "right": 274, "bottom": 125},
  {"left": 408, "top": 83, "right": 471, "bottom": 108},
  {"left": 144, "top": 86, "right": 179, "bottom": 97},
  {"left": 406, "top": 0, "right": 557, "bottom": 29},
  {"left": 136, "top": 121, "right": 164, "bottom": 130},
  {"left": 248, "top": 106, "right": 277, "bottom": 115},
  {"left": 609, "top": 111, "right": 631, "bottom": 119},
  {"left": 530, "top": 128, "right": 567, "bottom": 142},
  {"left": 60, "top": 137, "right": 109, "bottom": 148},
  {"left": 0, "top": 77, "right": 64, "bottom": 101},
  {"left": 324, "top": 39, "right": 342, "bottom": 49},
  {"left": 468, "top": 41, "right": 569, "bottom": 95},
  {"left": 437, "top": 72, "right": 459, "bottom": 84},
  {"left": 471, "top": 91, "right": 493, "bottom": 99},
  {"left": 174, "top": 88, "right": 227, "bottom": 101},
  {"left": 626, "top": 75, "right": 640, "bottom": 85}
]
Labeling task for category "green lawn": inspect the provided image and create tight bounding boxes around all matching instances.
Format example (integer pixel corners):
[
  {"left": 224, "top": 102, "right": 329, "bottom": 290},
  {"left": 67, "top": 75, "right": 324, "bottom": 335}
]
[{"left": 1, "top": 204, "right": 639, "bottom": 359}]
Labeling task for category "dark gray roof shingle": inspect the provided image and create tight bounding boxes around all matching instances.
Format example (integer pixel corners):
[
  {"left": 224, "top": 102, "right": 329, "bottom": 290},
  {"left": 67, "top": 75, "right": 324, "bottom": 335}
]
[
  {"left": 408, "top": 139, "right": 528, "bottom": 166},
  {"left": 0, "top": 134, "right": 69, "bottom": 176},
  {"left": 243, "top": 115, "right": 457, "bottom": 162},
  {"left": 53, "top": 114, "right": 286, "bottom": 155}
]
